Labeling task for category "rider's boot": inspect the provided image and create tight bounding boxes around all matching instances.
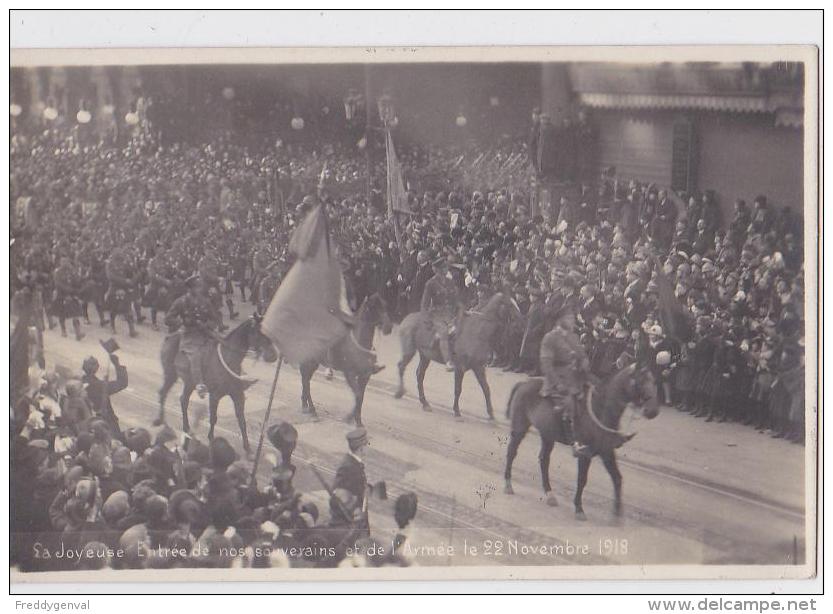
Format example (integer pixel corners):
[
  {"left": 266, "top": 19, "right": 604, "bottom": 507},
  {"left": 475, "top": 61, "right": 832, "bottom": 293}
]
[
  {"left": 128, "top": 316, "right": 138, "bottom": 338},
  {"left": 196, "top": 383, "right": 208, "bottom": 399},
  {"left": 59, "top": 319, "right": 68, "bottom": 338}
]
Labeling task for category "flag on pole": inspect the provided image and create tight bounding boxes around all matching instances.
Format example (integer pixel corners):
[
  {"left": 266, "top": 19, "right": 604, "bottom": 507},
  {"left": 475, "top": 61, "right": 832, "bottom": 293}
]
[
  {"left": 385, "top": 130, "right": 410, "bottom": 216},
  {"left": 261, "top": 205, "right": 348, "bottom": 365}
]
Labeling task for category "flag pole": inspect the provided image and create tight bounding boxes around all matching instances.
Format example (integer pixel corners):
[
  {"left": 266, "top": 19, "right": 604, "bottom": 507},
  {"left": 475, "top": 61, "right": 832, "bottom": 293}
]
[
  {"left": 249, "top": 354, "right": 284, "bottom": 488},
  {"left": 385, "top": 126, "right": 404, "bottom": 249}
]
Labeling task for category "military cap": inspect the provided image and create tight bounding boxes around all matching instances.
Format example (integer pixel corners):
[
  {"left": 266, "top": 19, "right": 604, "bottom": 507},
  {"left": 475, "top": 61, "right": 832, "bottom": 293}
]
[
  {"left": 184, "top": 274, "right": 201, "bottom": 289},
  {"left": 431, "top": 256, "right": 447, "bottom": 269},
  {"left": 346, "top": 427, "right": 369, "bottom": 451}
]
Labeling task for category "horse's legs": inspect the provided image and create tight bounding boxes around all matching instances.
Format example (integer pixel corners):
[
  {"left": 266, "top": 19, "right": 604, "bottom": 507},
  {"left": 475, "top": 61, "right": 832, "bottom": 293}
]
[
  {"left": 395, "top": 346, "right": 416, "bottom": 399},
  {"left": 300, "top": 363, "right": 316, "bottom": 415},
  {"left": 415, "top": 353, "right": 432, "bottom": 411},
  {"left": 231, "top": 392, "right": 251, "bottom": 454},
  {"left": 155, "top": 369, "right": 177, "bottom": 425},
  {"left": 452, "top": 368, "right": 465, "bottom": 418},
  {"left": 574, "top": 455, "right": 592, "bottom": 520},
  {"left": 600, "top": 450, "right": 624, "bottom": 518},
  {"left": 179, "top": 382, "right": 194, "bottom": 433},
  {"left": 349, "top": 373, "right": 369, "bottom": 426},
  {"left": 207, "top": 394, "right": 219, "bottom": 442},
  {"left": 471, "top": 364, "right": 494, "bottom": 419},
  {"left": 539, "top": 438, "right": 558, "bottom": 506},
  {"left": 503, "top": 429, "right": 528, "bottom": 495}
]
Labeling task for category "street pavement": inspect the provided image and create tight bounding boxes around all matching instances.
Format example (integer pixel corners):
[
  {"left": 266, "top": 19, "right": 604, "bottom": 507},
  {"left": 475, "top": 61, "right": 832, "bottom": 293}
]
[{"left": 37, "top": 309, "right": 808, "bottom": 568}]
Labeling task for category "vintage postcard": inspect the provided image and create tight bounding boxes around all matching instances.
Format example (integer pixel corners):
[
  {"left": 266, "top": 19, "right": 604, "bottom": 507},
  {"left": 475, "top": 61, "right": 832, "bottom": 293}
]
[{"left": 9, "top": 44, "right": 818, "bottom": 585}]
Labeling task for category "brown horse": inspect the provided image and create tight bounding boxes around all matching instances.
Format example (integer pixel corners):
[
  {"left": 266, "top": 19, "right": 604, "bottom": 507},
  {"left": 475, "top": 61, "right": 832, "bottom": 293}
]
[
  {"left": 503, "top": 363, "right": 659, "bottom": 519},
  {"left": 395, "top": 292, "right": 521, "bottom": 419},
  {"left": 299, "top": 293, "right": 393, "bottom": 426},
  {"left": 156, "top": 315, "right": 277, "bottom": 454}
]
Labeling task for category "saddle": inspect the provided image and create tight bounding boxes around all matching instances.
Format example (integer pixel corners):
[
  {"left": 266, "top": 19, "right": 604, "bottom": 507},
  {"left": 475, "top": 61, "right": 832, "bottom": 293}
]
[{"left": 539, "top": 388, "right": 582, "bottom": 442}]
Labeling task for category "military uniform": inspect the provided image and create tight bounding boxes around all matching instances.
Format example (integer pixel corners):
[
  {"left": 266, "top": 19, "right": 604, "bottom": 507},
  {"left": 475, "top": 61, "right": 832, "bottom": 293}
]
[
  {"left": 79, "top": 248, "right": 108, "bottom": 327},
  {"left": 105, "top": 249, "right": 138, "bottom": 336},
  {"left": 249, "top": 246, "right": 272, "bottom": 307},
  {"left": 540, "top": 322, "right": 591, "bottom": 400},
  {"left": 257, "top": 263, "right": 283, "bottom": 314},
  {"left": 421, "top": 266, "right": 461, "bottom": 365},
  {"left": 165, "top": 286, "right": 218, "bottom": 389},
  {"left": 197, "top": 252, "right": 226, "bottom": 327},
  {"left": 145, "top": 253, "right": 175, "bottom": 328},
  {"left": 52, "top": 260, "right": 85, "bottom": 340}
]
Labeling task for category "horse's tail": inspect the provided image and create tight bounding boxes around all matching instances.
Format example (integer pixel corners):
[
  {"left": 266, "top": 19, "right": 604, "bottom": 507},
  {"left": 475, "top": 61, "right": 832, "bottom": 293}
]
[
  {"left": 505, "top": 381, "right": 524, "bottom": 419},
  {"left": 398, "top": 312, "right": 419, "bottom": 354}
]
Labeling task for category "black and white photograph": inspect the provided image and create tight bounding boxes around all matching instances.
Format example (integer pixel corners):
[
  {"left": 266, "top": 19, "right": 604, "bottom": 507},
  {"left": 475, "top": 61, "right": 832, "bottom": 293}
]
[{"left": 8, "top": 28, "right": 818, "bottom": 586}]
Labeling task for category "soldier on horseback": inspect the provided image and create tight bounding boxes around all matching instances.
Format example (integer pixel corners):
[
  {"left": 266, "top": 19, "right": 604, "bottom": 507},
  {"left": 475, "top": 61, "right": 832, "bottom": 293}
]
[
  {"left": 165, "top": 275, "right": 218, "bottom": 399},
  {"left": 105, "top": 247, "right": 139, "bottom": 337},
  {"left": 421, "top": 256, "right": 462, "bottom": 371},
  {"left": 540, "top": 304, "right": 593, "bottom": 457}
]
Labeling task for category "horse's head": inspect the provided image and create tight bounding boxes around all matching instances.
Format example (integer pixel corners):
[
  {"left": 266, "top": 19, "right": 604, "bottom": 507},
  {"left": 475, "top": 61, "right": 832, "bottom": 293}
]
[
  {"left": 240, "top": 312, "right": 278, "bottom": 363},
  {"left": 626, "top": 363, "right": 660, "bottom": 419},
  {"left": 362, "top": 293, "right": 393, "bottom": 335}
]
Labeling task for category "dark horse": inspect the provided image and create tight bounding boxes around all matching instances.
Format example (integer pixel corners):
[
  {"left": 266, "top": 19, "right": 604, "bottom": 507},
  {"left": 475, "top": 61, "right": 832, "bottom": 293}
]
[
  {"left": 503, "top": 363, "right": 659, "bottom": 519},
  {"left": 156, "top": 315, "right": 277, "bottom": 454},
  {"left": 395, "top": 292, "right": 521, "bottom": 419},
  {"left": 299, "top": 293, "right": 393, "bottom": 426}
]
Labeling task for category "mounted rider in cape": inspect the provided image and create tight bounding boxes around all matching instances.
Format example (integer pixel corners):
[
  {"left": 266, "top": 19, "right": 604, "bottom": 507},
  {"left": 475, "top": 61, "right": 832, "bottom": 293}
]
[
  {"left": 539, "top": 304, "right": 594, "bottom": 458},
  {"left": 421, "top": 256, "right": 462, "bottom": 372},
  {"left": 165, "top": 275, "right": 219, "bottom": 399}
]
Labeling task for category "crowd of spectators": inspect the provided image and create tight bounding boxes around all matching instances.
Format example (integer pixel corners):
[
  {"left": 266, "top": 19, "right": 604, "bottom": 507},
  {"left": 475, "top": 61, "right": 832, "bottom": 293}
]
[
  {"left": 12, "top": 365, "right": 418, "bottom": 570},
  {"left": 10, "top": 95, "right": 807, "bottom": 571}
]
